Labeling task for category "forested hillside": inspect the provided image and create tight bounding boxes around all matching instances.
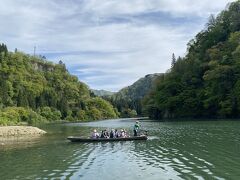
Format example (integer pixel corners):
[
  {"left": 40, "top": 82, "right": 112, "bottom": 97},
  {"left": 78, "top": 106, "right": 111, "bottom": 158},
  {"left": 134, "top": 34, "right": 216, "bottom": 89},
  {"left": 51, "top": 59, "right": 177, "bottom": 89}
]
[
  {"left": 106, "top": 73, "right": 161, "bottom": 117},
  {"left": 143, "top": 0, "right": 240, "bottom": 119},
  {"left": 0, "top": 44, "right": 118, "bottom": 125}
]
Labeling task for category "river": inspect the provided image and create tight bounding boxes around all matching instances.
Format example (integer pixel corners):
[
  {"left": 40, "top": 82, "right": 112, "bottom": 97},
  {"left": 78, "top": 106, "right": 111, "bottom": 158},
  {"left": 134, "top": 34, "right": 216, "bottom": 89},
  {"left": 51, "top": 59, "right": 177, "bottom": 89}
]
[{"left": 0, "top": 118, "right": 240, "bottom": 180}]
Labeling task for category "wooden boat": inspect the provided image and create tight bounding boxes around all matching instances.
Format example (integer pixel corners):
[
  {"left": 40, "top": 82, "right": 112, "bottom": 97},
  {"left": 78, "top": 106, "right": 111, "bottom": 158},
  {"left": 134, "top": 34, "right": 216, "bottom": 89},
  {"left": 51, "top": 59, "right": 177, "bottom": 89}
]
[{"left": 67, "top": 135, "right": 147, "bottom": 142}]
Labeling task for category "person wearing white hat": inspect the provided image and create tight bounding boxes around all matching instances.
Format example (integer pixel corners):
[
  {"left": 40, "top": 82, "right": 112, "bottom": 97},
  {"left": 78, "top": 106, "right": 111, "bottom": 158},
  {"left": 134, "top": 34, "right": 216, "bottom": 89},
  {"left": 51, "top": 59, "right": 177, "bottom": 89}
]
[{"left": 91, "top": 129, "right": 100, "bottom": 139}]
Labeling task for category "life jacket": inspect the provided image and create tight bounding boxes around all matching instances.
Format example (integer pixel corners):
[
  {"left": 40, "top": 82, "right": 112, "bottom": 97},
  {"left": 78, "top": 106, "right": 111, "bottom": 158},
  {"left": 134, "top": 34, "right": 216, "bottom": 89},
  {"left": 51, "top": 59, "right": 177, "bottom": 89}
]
[{"left": 134, "top": 124, "right": 139, "bottom": 131}]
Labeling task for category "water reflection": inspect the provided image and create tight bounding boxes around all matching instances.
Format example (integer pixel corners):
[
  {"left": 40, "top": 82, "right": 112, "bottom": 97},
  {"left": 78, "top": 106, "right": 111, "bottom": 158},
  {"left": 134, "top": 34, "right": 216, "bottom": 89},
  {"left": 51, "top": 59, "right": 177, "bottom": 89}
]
[
  {"left": 0, "top": 135, "right": 44, "bottom": 150},
  {"left": 0, "top": 119, "right": 240, "bottom": 179}
]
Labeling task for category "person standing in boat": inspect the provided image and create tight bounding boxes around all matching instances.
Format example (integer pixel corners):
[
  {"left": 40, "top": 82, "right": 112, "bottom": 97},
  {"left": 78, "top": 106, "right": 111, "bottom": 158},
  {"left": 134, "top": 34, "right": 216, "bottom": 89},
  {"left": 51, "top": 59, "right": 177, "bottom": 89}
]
[{"left": 133, "top": 121, "right": 140, "bottom": 136}]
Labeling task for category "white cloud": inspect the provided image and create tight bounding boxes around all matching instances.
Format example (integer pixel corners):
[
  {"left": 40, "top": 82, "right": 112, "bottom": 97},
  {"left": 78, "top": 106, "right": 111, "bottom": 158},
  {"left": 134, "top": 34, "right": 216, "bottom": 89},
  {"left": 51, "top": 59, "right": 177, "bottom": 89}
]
[
  {"left": 0, "top": 0, "right": 236, "bottom": 91},
  {"left": 81, "top": 0, "right": 233, "bottom": 17}
]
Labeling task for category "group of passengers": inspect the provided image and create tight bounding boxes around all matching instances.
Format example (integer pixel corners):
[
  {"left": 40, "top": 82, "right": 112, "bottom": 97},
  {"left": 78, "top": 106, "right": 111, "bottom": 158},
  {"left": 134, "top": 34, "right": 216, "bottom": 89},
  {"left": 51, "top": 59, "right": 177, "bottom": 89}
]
[
  {"left": 91, "top": 121, "right": 141, "bottom": 139},
  {"left": 91, "top": 129, "right": 128, "bottom": 139}
]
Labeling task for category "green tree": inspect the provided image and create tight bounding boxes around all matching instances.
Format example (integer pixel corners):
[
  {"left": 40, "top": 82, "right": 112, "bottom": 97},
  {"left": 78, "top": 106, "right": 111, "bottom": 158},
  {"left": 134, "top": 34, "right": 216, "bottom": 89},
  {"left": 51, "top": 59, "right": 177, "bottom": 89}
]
[{"left": 143, "top": 0, "right": 240, "bottom": 119}]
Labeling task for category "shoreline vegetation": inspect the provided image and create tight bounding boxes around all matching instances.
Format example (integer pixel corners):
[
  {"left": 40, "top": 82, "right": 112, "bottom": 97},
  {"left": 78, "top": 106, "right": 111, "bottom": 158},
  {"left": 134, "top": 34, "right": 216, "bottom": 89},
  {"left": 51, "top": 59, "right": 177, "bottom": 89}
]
[
  {"left": 46, "top": 117, "right": 148, "bottom": 125},
  {"left": 142, "top": 1, "right": 240, "bottom": 120},
  {"left": 0, "top": 43, "right": 118, "bottom": 126}
]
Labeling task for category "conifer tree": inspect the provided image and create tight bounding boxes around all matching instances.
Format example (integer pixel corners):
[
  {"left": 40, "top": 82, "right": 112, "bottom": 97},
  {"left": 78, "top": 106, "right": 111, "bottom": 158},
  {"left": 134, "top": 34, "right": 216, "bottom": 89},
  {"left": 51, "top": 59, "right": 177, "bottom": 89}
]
[{"left": 171, "top": 53, "right": 176, "bottom": 68}]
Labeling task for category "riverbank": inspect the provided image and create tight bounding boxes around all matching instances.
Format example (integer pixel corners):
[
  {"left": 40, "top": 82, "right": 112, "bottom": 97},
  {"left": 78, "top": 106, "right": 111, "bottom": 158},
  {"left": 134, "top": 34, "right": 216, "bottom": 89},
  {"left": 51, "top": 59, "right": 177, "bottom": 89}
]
[{"left": 0, "top": 126, "right": 46, "bottom": 137}]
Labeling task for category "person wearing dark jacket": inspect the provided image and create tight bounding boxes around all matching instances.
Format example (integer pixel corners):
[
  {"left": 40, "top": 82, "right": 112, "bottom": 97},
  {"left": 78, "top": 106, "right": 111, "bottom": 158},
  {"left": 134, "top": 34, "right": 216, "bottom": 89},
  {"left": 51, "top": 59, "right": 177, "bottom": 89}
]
[{"left": 133, "top": 121, "right": 140, "bottom": 136}]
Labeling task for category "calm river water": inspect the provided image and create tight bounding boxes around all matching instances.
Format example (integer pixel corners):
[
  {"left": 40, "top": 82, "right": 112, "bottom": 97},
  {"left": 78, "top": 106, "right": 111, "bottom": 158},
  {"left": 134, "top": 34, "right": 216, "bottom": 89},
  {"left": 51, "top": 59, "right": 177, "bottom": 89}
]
[{"left": 0, "top": 118, "right": 240, "bottom": 180}]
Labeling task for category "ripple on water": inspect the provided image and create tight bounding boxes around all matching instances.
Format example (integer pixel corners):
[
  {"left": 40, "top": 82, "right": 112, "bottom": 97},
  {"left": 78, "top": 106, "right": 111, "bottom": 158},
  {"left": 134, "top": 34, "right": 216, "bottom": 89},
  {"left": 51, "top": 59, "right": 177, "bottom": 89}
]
[{"left": 1, "top": 119, "right": 240, "bottom": 180}]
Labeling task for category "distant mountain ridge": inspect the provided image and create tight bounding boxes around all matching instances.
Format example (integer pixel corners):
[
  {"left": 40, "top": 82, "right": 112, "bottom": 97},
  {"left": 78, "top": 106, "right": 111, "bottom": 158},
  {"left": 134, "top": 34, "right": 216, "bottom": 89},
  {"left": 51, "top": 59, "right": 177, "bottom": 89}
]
[
  {"left": 114, "top": 73, "right": 162, "bottom": 100},
  {"left": 91, "top": 89, "right": 116, "bottom": 97},
  {"left": 107, "top": 73, "right": 163, "bottom": 117}
]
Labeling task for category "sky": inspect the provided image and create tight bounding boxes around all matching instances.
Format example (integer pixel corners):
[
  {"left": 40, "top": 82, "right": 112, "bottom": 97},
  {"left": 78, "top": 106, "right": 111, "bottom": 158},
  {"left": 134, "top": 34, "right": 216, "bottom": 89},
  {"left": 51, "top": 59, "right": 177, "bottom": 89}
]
[{"left": 0, "top": 0, "right": 236, "bottom": 91}]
